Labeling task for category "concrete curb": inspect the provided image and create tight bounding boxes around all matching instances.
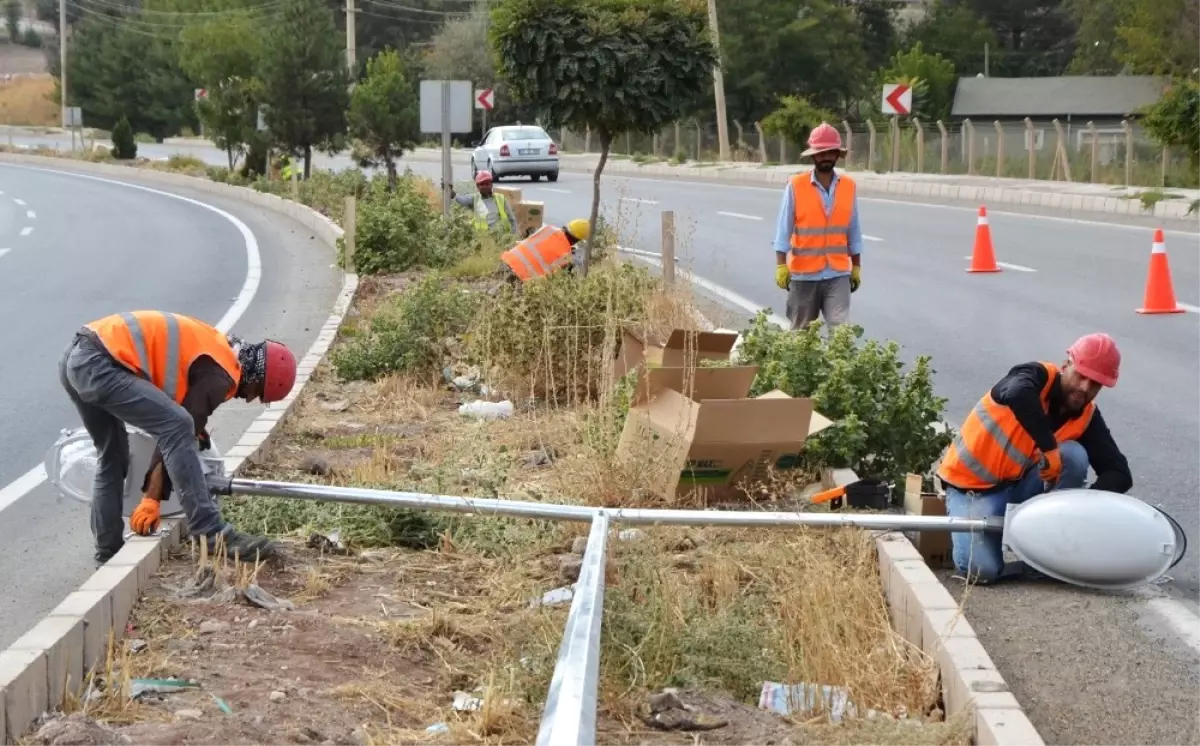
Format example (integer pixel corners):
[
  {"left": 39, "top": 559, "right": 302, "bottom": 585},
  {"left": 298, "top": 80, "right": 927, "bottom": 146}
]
[
  {"left": 875, "top": 534, "right": 1044, "bottom": 745},
  {"left": 0, "top": 154, "right": 359, "bottom": 744}
]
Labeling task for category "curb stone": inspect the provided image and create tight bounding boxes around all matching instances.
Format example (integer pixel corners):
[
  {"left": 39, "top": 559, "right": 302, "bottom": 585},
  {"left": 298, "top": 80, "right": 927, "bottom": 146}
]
[{"left": 0, "top": 153, "right": 359, "bottom": 745}]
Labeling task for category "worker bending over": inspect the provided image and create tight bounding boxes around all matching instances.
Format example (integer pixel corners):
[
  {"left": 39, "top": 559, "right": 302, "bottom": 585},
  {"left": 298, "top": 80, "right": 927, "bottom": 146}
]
[
  {"left": 500, "top": 218, "right": 591, "bottom": 283},
  {"left": 937, "top": 333, "right": 1132, "bottom": 583},
  {"left": 59, "top": 311, "right": 298, "bottom": 564},
  {"left": 455, "top": 170, "right": 517, "bottom": 235},
  {"left": 773, "top": 123, "right": 863, "bottom": 330}
]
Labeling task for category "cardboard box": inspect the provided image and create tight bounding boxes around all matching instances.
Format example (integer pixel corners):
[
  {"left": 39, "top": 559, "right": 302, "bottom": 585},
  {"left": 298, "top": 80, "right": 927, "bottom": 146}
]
[
  {"left": 515, "top": 200, "right": 544, "bottom": 237},
  {"left": 493, "top": 186, "right": 523, "bottom": 205},
  {"left": 613, "top": 328, "right": 739, "bottom": 380},
  {"left": 617, "top": 364, "right": 834, "bottom": 502},
  {"left": 903, "top": 473, "right": 952, "bottom": 568}
]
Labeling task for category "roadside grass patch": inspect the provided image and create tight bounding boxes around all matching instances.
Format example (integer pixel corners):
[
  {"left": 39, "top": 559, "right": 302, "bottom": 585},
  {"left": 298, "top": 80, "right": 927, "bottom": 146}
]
[{"left": 0, "top": 74, "right": 57, "bottom": 126}]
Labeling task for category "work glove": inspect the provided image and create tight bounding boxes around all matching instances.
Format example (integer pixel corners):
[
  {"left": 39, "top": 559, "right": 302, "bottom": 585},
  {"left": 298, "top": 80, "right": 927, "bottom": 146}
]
[
  {"left": 1039, "top": 448, "right": 1063, "bottom": 484},
  {"left": 775, "top": 264, "right": 790, "bottom": 290},
  {"left": 197, "top": 429, "right": 212, "bottom": 452},
  {"left": 850, "top": 266, "right": 862, "bottom": 293},
  {"left": 130, "top": 496, "right": 162, "bottom": 536}
]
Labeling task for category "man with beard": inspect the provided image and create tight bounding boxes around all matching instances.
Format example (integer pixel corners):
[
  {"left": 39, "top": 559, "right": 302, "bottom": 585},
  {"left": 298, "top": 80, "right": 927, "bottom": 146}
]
[
  {"left": 937, "top": 333, "right": 1132, "bottom": 583},
  {"left": 773, "top": 122, "right": 863, "bottom": 330}
]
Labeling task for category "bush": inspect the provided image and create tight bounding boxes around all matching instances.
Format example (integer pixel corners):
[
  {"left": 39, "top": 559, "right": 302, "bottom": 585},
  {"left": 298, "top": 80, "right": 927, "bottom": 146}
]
[
  {"left": 736, "top": 312, "right": 952, "bottom": 495},
  {"left": 351, "top": 173, "right": 480, "bottom": 274},
  {"left": 331, "top": 273, "right": 478, "bottom": 381},
  {"left": 20, "top": 28, "right": 42, "bottom": 48},
  {"left": 469, "top": 261, "right": 661, "bottom": 403},
  {"left": 110, "top": 117, "right": 137, "bottom": 160}
]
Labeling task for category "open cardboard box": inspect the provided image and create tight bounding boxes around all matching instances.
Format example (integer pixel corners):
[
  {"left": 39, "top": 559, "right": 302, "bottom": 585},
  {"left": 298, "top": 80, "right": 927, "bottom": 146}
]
[
  {"left": 514, "top": 200, "right": 544, "bottom": 237},
  {"left": 903, "top": 473, "right": 952, "bottom": 568},
  {"left": 616, "top": 362, "right": 836, "bottom": 502},
  {"left": 612, "top": 328, "right": 740, "bottom": 381}
]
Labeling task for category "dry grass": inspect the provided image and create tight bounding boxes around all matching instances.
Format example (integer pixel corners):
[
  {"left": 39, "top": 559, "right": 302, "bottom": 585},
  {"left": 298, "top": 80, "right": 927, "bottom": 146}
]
[{"left": 0, "top": 74, "right": 57, "bottom": 126}]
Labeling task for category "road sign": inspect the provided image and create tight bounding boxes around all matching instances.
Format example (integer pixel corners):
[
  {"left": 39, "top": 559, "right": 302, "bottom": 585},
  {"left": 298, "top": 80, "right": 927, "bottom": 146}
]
[
  {"left": 881, "top": 83, "right": 912, "bottom": 116},
  {"left": 194, "top": 88, "right": 208, "bottom": 102},
  {"left": 419, "top": 80, "right": 473, "bottom": 134},
  {"left": 62, "top": 106, "right": 82, "bottom": 128},
  {"left": 474, "top": 87, "right": 494, "bottom": 111}
]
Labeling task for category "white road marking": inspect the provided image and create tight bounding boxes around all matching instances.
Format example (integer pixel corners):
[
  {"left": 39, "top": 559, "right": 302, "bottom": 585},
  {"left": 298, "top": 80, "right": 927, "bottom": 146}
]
[
  {"left": 717, "top": 211, "right": 763, "bottom": 221},
  {"left": 12, "top": 197, "right": 24, "bottom": 206},
  {"left": 620, "top": 197, "right": 658, "bottom": 205},
  {"left": 0, "top": 164, "right": 262, "bottom": 517},
  {"left": 538, "top": 187, "right": 571, "bottom": 194},
  {"left": 963, "top": 256, "right": 1037, "bottom": 272},
  {"left": 864, "top": 235, "right": 884, "bottom": 242},
  {"left": 1177, "top": 302, "right": 1200, "bottom": 314},
  {"left": 19, "top": 226, "right": 32, "bottom": 236},
  {"left": 0, "top": 248, "right": 8, "bottom": 258},
  {"left": 25, "top": 209, "right": 35, "bottom": 219}
]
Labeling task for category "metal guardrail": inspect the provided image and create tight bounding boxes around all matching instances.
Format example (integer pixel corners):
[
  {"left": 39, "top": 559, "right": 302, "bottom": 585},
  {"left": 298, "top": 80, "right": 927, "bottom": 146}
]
[{"left": 209, "top": 476, "right": 999, "bottom": 744}]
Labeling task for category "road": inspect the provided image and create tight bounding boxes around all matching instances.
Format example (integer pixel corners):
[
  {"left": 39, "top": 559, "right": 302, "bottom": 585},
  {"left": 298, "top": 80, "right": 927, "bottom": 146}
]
[
  {"left": 3, "top": 135, "right": 1198, "bottom": 743},
  {"left": 0, "top": 162, "right": 343, "bottom": 652}
]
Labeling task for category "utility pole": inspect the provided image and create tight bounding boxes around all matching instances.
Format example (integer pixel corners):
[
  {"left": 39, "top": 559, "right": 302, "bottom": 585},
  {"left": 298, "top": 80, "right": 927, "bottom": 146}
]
[
  {"left": 345, "top": 0, "right": 356, "bottom": 75},
  {"left": 983, "top": 42, "right": 989, "bottom": 77},
  {"left": 706, "top": 0, "right": 730, "bottom": 162},
  {"left": 58, "top": 0, "right": 67, "bottom": 137}
]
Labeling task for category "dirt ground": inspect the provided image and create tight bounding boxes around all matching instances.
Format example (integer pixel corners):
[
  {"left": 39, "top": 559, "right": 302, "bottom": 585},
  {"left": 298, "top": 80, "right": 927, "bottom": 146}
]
[{"left": 0, "top": 73, "right": 56, "bottom": 125}]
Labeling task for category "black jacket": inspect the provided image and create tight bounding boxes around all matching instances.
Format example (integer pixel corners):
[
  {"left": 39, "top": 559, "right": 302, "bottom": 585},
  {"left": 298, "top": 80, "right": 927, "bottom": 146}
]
[{"left": 989, "top": 362, "right": 1132, "bottom": 493}]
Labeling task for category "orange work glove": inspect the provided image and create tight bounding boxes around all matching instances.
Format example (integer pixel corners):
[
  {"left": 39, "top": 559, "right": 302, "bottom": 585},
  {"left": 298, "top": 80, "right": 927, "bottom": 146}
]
[
  {"left": 1039, "top": 448, "right": 1063, "bottom": 484},
  {"left": 130, "top": 496, "right": 161, "bottom": 535}
]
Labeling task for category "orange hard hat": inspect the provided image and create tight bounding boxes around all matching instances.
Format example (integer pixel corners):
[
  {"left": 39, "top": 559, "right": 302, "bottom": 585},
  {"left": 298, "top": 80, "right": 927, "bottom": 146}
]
[
  {"left": 1067, "top": 333, "right": 1120, "bottom": 388},
  {"left": 802, "top": 122, "right": 845, "bottom": 157}
]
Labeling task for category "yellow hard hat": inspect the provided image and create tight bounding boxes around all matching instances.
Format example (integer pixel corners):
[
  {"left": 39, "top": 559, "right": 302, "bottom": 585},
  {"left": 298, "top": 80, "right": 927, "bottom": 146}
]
[{"left": 567, "top": 218, "right": 591, "bottom": 241}]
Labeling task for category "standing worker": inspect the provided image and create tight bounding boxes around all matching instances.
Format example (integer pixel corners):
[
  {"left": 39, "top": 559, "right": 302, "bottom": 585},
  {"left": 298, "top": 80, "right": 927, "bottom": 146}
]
[
  {"left": 59, "top": 311, "right": 299, "bottom": 564},
  {"left": 455, "top": 170, "right": 517, "bottom": 235},
  {"left": 937, "top": 333, "right": 1132, "bottom": 584},
  {"left": 499, "top": 219, "right": 590, "bottom": 282},
  {"left": 773, "top": 123, "right": 863, "bottom": 330}
]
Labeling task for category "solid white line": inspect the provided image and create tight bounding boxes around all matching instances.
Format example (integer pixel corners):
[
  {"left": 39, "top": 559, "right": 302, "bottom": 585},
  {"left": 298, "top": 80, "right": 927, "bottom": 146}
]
[
  {"left": 12, "top": 197, "right": 25, "bottom": 206},
  {"left": 25, "top": 209, "right": 35, "bottom": 219},
  {"left": 717, "top": 211, "right": 763, "bottom": 221},
  {"left": 19, "top": 226, "right": 32, "bottom": 236},
  {"left": 0, "top": 164, "right": 262, "bottom": 516},
  {"left": 619, "top": 197, "right": 658, "bottom": 205},
  {"left": 1133, "top": 587, "right": 1200, "bottom": 655},
  {"left": 1177, "top": 302, "right": 1200, "bottom": 314},
  {"left": 538, "top": 187, "right": 571, "bottom": 194},
  {"left": 0, "top": 248, "right": 8, "bottom": 258},
  {"left": 864, "top": 235, "right": 884, "bottom": 242},
  {"left": 963, "top": 256, "right": 1037, "bottom": 272}
]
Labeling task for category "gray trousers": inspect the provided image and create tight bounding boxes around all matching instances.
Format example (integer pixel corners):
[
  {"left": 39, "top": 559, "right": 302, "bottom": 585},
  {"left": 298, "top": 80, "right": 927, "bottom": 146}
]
[
  {"left": 785, "top": 276, "right": 852, "bottom": 331},
  {"left": 59, "top": 333, "right": 224, "bottom": 554}
]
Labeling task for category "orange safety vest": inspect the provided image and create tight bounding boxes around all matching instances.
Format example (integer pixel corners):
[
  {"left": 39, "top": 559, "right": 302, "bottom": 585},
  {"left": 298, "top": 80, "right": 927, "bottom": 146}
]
[
  {"left": 86, "top": 311, "right": 242, "bottom": 406},
  {"left": 500, "top": 225, "right": 573, "bottom": 281},
  {"left": 787, "top": 173, "right": 856, "bottom": 275},
  {"left": 938, "top": 361, "right": 1094, "bottom": 491}
]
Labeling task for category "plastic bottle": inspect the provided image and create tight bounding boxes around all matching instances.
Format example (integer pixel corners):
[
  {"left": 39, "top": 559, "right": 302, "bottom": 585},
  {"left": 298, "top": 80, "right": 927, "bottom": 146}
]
[{"left": 458, "top": 400, "right": 514, "bottom": 419}]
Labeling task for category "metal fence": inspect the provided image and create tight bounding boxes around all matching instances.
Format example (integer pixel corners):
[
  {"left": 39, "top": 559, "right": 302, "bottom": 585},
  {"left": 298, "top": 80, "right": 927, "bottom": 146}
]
[
  {"left": 555, "top": 117, "right": 1195, "bottom": 190},
  {"left": 220, "top": 477, "right": 993, "bottom": 746}
]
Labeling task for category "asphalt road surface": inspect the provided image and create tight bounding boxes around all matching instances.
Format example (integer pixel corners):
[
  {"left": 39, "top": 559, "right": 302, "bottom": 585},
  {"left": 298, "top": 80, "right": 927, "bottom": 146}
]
[
  {"left": 0, "top": 162, "right": 342, "bottom": 650},
  {"left": 3, "top": 135, "right": 1198, "bottom": 743}
]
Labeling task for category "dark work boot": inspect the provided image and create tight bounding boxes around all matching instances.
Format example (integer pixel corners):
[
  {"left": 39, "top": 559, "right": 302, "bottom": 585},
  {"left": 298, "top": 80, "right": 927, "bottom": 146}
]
[
  {"left": 94, "top": 542, "right": 124, "bottom": 566},
  {"left": 204, "top": 525, "right": 277, "bottom": 563}
]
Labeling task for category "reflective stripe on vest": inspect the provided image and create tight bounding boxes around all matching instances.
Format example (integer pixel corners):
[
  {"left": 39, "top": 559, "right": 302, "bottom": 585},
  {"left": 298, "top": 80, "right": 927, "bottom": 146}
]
[
  {"left": 85, "top": 311, "right": 242, "bottom": 405},
  {"left": 500, "top": 225, "right": 572, "bottom": 281},
  {"left": 937, "top": 361, "right": 1095, "bottom": 491},
  {"left": 473, "top": 193, "right": 512, "bottom": 232},
  {"left": 788, "top": 173, "right": 855, "bottom": 275}
]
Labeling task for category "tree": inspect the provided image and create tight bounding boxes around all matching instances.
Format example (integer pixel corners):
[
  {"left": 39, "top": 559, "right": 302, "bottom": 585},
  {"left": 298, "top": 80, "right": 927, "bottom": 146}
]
[
  {"left": 1141, "top": 76, "right": 1199, "bottom": 177},
  {"left": 877, "top": 42, "right": 957, "bottom": 122},
  {"left": 1064, "top": 0, "right": 1129, "bottom": 74},
  {"left": 178, "top": 15, "right": 265, "bottom": 169},
  {"left": 4, "top": 0, "right": 20, "bottom": 43},
  {"left": 936, "top": 0, "right": 1075, "bottom": 77},
  {"left": 258, "top": 0, "right": 349, "bottom": 178},
  {"left": 348, "top": 48, "right": 419, "bottom": 189},
  {"left": 850, "top": 0, "right": 903, "bottom": 73},
  {"left": 111, "top": 116, "right": 137, "bottom": 159},
  {"left": 760, "top": 95, "right": 837, "bottom": 151},
  {"left": 1115, "top": 0, "right": 1200, "bottom": 76},
  {"left": 903, "top": 1, "right": 996, "bottom": 78},
  {"left": 491, "top": 0, "right": 718, "bottom": 273}
]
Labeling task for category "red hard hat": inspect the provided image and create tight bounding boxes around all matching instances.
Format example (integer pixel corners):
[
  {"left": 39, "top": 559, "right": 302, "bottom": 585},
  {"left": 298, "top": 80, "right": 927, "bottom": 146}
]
[
  {"left": 1067, "top": 333, "right": 1120, "bottom": 388},
  {"left": 474, "top": 170, "right": 493, "bottom": 185},
  {"left": 802, "top": 122, "right": 845, "bottom": 157},
  {"left": 262, "top": 340, "right": 297, "bottom": 403}
]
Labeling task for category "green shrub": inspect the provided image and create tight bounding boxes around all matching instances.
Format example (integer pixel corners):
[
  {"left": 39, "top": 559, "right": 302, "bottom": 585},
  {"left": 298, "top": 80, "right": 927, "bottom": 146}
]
[
  {"left": 164, "top": 154, "right": 206, "bottom": 174},
  {"left": 469, "top": 261, "right": 661, "bottom": 402},
  {"left": 331, "top": 273, "right": 478, "bottom": 381},
  {"left": 351, "top": 173, "right": 479, "bottom": 274},
  {"left": 110, "top": 118, "right": 137, "bottom": 160},
  {"left": 736, "top": 312, "right": 952, "bottom": 495}
]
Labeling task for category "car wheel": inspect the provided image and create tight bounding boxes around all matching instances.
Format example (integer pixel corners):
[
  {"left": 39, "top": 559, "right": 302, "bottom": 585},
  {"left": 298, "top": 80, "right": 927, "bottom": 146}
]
[
  {"left": 530, "top": 174, "right": 541, "bottom": 182},
  {"left": 471, "top": 159, "right": 477, "bottom": 178},
  {"left": 548, "top": 172, "right": 559, "bottom": 183}
]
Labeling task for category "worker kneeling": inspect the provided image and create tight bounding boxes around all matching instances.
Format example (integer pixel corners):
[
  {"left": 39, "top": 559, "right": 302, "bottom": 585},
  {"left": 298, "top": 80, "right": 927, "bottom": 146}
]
[
  {"left": 937, "top": 333, "right": 1132, "bottom": 584},
  {"left": 499, "top": 218, "right": 591, "bottom": 283},
  {"left": 59, "top": 311, "right": 298, "bottom": 564}
]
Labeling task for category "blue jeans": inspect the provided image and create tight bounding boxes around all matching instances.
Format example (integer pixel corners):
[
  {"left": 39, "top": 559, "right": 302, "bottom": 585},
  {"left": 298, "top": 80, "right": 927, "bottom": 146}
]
[{"left": 944, "top": 440, "right": 1089, "bottom": 583}]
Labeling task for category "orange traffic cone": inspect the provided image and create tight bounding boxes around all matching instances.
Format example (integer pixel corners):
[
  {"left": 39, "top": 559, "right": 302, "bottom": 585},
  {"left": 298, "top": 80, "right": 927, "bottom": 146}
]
[
  {"left": 1136, "top": 229, "right": 1185, "bottom": 315},
  {"left": 966, "top": 206, "right": 1000, "bottom": 273}
]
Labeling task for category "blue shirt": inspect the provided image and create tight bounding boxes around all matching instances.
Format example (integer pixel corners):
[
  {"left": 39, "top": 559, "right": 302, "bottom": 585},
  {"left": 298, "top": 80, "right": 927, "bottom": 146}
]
[{"left": 772, "top": 170, "right": 864, "bottom": 281}]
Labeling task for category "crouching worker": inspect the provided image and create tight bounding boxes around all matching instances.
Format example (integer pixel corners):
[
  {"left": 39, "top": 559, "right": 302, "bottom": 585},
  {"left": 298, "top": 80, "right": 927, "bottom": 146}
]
[
  {"left": 499, "top": 218, "right": 591, "bottom": 283},
  {"left": 59, "top": 311, "right": 299, "bottom": 564},
  {"left": 937, "top": 333, "right": 1132, "bottom": 584}
]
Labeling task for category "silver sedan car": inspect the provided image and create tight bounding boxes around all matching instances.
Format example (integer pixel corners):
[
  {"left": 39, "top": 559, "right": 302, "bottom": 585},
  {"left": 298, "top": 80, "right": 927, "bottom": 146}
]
[{"left": 470, "top": 125, "right": 560, "bottom": 182}]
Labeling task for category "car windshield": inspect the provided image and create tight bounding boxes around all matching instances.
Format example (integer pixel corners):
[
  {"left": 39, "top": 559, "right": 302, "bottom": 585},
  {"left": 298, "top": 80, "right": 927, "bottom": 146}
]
[{"left": 502, "top": 127, "right": 550, "bottom": 141}]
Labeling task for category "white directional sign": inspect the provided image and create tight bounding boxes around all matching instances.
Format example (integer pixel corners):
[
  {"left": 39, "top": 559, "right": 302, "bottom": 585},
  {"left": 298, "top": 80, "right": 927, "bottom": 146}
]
[
  {"left": 474, "top": 87, "right": 494, "bottom": 111},
  {"left": 881, "top": 83, "right": 913, "bottom": 116},
  {"left": 419, "top": 80, "right": 473, "bottom": 134}
]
